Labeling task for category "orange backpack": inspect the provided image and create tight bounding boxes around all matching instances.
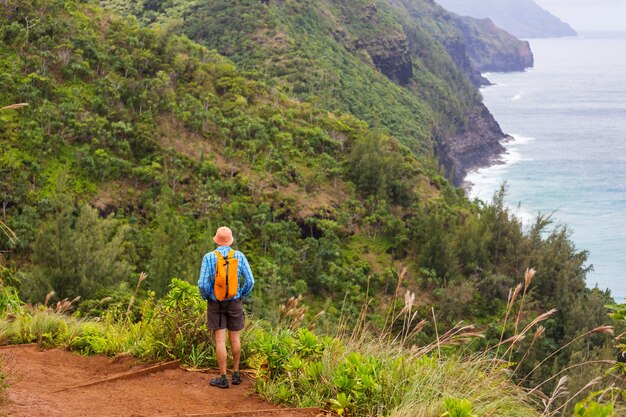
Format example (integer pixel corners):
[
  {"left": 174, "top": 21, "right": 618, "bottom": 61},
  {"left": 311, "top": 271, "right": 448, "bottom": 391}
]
[{"left": 213, "top": 249, "right": 239, "bottom": 301}]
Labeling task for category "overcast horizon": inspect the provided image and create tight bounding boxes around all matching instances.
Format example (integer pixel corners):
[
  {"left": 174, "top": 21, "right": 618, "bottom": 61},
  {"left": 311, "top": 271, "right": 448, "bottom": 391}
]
[{"left": 535, "top": 0, "right": 626, "bottom": 32}]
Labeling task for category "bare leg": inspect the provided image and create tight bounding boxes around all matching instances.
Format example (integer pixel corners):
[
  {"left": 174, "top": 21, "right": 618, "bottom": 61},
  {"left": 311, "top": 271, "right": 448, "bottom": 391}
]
[
  {"left": 228, "top": 330, "right": 241, "bottom": 372},
  {"left": 214, "top": 329, "right": 227, "bottom": 375}
]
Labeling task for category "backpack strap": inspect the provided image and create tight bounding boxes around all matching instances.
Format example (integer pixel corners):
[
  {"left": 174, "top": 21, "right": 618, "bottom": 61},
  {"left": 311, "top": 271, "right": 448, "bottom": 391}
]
[
  {"left": 224, "top": 250, "right": 236, "bottom": 298},
  {"left": 214, "top": 249, "right": 235, "bottom": 263}
]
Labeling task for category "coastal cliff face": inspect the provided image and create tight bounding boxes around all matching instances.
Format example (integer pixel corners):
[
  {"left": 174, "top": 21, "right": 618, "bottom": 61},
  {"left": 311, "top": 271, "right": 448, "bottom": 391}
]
[
  {"left": 392, "top": 0, "right": 534, "bottom": 84},
  {"left": 387, "top": 0, "right": 521, "bottom": 181},
  {"left": 441, "top": 105, "right": 507, "bottom": 184},
  {"left": 342, "top": 1, "right": 512, "bottom": 179},
  {"left": 452, "top": 16, "right": 534, "bottom": 73}
]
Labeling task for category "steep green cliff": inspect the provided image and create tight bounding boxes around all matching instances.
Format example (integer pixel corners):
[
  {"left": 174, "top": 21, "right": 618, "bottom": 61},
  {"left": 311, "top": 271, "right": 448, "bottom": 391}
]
[{"left": 102, "top": 0, "right": 528, "bottom": 181}]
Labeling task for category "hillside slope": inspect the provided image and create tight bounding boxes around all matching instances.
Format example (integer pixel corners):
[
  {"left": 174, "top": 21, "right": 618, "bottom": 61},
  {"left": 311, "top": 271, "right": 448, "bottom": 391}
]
[
  {"left": 102, "top": 0, "right": 519, "bottom": 181},
  {"left": 105, "top": 0, "right": 534, "bottom": 178},
  {"left": 104, "top": 0, "right": 516, "bottom": 183}
]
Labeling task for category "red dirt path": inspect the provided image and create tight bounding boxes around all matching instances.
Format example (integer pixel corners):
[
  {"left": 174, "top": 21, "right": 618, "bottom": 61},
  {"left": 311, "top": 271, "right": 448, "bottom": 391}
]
[{"left": 2, "top": 345, "right": 320, "bottom": 417}]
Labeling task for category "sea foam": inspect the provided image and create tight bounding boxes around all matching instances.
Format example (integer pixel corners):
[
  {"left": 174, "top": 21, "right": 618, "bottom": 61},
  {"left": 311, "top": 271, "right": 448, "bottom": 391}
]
[{"left": 465, "top": 133, "right": 538, "bottom": 224}]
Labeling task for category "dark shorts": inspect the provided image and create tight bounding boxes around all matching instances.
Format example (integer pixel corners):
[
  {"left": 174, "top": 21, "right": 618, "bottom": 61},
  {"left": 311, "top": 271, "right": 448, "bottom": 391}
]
[{"left": 207, "top": 298, "right": 245, "bottom": 331}]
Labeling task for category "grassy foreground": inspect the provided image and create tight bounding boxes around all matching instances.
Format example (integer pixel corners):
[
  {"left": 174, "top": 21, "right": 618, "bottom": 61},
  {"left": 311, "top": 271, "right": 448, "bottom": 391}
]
[{"left": 0, "top": 279, "right": 539, "bottom": 417}]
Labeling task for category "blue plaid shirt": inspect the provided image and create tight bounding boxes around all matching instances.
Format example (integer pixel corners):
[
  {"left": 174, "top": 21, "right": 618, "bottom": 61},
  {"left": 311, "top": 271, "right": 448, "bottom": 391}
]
[{"left": 197, "top": 246, "right": 255, "bottom": 301}]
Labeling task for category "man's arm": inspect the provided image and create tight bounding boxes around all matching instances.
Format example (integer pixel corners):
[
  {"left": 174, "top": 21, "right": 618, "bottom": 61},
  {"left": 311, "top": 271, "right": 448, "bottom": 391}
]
[
  {"left": 197, "top": 253, "right": 215, "bottom": 300},
  {"left": 238, "top": 253, "right": 255, "bottom": 298}
]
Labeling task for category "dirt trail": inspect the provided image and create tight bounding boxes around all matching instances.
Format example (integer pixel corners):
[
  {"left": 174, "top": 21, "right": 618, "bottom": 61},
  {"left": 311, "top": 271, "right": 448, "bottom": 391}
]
[{"left": 2, "top": 345, "right": 320, "bottom": 417}]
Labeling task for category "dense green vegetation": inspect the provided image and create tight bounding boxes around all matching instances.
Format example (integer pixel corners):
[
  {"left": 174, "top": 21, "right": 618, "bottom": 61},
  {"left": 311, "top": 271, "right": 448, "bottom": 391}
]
[
  {"left": 101, "top": 0, "right": 485, "bottom": 155},
  {"left": 103, "top": 0, "right": 533, "bottom": 181},
  {"left": 0, "top": 0, "right": 621, "bottom": 415}
]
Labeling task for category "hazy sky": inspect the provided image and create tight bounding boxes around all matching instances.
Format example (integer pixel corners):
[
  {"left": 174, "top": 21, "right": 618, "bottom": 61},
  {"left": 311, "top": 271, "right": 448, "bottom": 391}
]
[{"left": 535, "top": 0, "right": 626, "bottom": 32}]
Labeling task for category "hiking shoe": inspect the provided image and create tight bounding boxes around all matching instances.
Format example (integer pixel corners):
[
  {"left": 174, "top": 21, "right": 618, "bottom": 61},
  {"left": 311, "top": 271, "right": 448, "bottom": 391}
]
[
  {"left": 231, "top": 372, "right": 242, "bottom": 385},
  {"left": 209, "top": 375, "right": 229, "bottom": 389}
]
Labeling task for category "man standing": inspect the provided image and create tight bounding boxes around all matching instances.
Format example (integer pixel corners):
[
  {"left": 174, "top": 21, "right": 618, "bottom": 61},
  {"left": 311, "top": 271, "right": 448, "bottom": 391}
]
[{"left": 198, "top": 226, "right": 254, "bottom": 388}]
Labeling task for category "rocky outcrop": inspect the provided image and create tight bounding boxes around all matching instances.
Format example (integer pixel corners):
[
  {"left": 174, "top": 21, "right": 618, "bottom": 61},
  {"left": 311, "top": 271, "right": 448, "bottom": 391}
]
[
  {"left": 439, "top": 104, "right": 507, "bottom": 185},
  {"left": 354, "top": 33, "right": 413, "bottom": 85},
  {"left": 390, "top": 0, "right": 487, "bottom": 86},
  {"left": 436, "top": 15, "right": 534, "bottom": 85}
]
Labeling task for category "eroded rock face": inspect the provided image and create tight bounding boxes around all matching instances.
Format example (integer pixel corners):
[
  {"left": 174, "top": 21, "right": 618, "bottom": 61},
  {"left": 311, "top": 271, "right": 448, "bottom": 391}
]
[
  {"left": 439, "top": 104, "right": 507, "bottom": 185},
  {"left": 354, "top": 34, "right": 413, "bottom": 85}
]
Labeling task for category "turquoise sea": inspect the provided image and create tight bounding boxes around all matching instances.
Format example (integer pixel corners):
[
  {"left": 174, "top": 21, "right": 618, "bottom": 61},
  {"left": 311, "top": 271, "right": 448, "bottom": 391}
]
[{"left": 466, "top": 32, "right": 626, "bottom": 304}]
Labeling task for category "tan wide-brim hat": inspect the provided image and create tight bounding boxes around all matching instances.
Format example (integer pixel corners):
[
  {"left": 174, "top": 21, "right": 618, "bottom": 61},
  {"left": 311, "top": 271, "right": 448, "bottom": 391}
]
[{"left": 213, "top": 226, "right": 234, "bottom": 246}]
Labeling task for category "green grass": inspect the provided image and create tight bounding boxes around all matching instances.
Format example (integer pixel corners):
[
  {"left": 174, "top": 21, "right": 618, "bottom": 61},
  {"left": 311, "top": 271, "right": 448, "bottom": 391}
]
[
  {"left": 248, "top": 327, "right": 538, "bottom": 417},
  {"left": 0, "top": 279, "right": 540, "bottom": 417}
]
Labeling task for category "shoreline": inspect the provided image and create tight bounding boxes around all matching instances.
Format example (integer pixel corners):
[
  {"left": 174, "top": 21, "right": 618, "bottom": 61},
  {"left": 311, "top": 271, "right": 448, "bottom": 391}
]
[
  {"left": 461, "top": 134, "right": 514, "bottom": 194},
  {"left": 464, "top": 55, "right": 626, "bottom": 303},
  {"left": 458, "top": 73, "right": 522, "bottom": 192}
]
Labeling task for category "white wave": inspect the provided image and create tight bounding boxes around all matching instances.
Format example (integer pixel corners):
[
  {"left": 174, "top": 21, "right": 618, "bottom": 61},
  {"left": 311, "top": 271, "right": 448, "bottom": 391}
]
[
  {"left": 464, "top": 134, "right": 535, "bottom": 205},
  {"left": 480, "top": 80, "right": 508, "bottom": 89},
  {"left": 511, "top": 94, "right": 523, "bottom": 101},
  {"left": 478, "top": 144, "right": 525, "bottom": 170},
  {"left": 464, "top": 162, "right": 512, "bottom": 201},
  {"left": 502, "top": 148, "right": 523, "bottom": 165},
  {"left": 464, "top": 131, "right": 538, "bottom": 216},
  {"left": 508, "top": 134, "right": 536, "bottom": 145}
]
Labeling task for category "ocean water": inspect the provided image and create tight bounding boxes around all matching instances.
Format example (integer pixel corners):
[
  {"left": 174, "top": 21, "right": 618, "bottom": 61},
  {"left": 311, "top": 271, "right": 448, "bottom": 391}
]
[{"left": 466, "top": 33, "right": 626, "bottom": 304}]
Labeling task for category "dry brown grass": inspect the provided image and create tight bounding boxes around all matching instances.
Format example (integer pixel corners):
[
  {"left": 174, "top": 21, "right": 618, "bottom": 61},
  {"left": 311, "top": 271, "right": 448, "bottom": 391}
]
[
  {"left": 0, "top": 221, "right": 17, "bottom": 247},
  {"left": 92, "top": 180, "right": 147, "bottom": 212},
  {"left": 278, "top": 295, "right": 324, "bottom": 332},
  {"left": 251, "top": 28, "right": 291, "bottom": 51},
  {"left": 0, "top": 103, "right": 28, "bottom": 111},
  {"left": 374, "top": 265, "right": 617, "bottom": 415},
  {"left": 43, "top": 291, "right": 81, "bottom": 314}
]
